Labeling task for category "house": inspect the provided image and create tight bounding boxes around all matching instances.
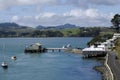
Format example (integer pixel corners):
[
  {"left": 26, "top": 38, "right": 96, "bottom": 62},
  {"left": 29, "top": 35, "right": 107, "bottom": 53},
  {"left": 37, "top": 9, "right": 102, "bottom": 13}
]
[{"left": 113, "top": 33, "right": 120, "bottom": 39}]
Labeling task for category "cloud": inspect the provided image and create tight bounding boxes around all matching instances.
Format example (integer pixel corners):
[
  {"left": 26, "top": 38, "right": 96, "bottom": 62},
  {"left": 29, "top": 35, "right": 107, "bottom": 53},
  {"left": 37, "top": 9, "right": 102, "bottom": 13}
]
[
  {"left": 0, "top": 0, "right": 17, "bottom": 9},
  {"left": 17, "top": 0, "right": 57, "bottom": 5},
  {"left": 11, "top": 8, "right": 112, "bottom": 27},
  {"left": 0, "top": 0, "right": 57, "bottom": 10},
  {"left": 0, "top": 0, "right": 119, "bottom": 10},
  {"left": 65, "top": 0, "right": 88, "bottom": 8},
  {"left": 64, "top": 8, "right": 107, "bottom": 19},
  {"left": 65, "top": 0, "right": 120, "bottom": 8},
  {"left": 88, "top": 0, "right": 120, "bottom": 5},
  {"left": 63, "top": 8, "right": 111, "bottom": 26},
  {"left": 37, "top": 12, "right": 56, "bottom": 18},
  {"left": 12, "top": 16, "right": 19, "bottom": 22}
]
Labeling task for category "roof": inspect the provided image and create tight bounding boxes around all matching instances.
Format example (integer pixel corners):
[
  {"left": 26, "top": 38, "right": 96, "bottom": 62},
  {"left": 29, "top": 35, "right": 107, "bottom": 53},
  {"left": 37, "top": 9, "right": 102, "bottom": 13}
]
[
  {"left": 25, "top": 43, "right": 42, "bottom": 50},
  {"left": 97, "top": 44, "right": 105, "bottom": 48},
  {"left": 82, "top": 45, "right": 105, "bottom": 51},
  {"left": 34, "top": 43, "right": 42, "bottom": 46}
]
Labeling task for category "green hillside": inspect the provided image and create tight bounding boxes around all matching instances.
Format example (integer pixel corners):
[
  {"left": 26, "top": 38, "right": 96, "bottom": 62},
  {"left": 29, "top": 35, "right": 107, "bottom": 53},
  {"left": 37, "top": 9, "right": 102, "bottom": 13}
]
[{"left": 60, "top": 28, "right": 81, "bottom": 37}]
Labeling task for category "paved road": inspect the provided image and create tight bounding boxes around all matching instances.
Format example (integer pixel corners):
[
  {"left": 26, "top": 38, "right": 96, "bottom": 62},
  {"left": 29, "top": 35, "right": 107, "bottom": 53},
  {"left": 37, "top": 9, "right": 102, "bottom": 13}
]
[{"left": 108, "top": 51, "right": 120, "bottom": 80}]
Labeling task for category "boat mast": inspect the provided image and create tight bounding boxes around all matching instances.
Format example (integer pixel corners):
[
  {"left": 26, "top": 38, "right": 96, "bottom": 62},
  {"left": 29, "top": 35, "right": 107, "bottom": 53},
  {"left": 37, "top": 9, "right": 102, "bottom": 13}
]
[{"left": 3, "top": 43, "right": 6, "bottom": 62}]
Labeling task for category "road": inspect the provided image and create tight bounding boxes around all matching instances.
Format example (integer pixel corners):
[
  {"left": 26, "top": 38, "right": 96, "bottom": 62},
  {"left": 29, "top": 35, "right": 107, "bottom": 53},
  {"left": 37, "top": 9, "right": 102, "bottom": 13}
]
[{"left": 108, "top": 51, "right": 120, "bottom": 80}]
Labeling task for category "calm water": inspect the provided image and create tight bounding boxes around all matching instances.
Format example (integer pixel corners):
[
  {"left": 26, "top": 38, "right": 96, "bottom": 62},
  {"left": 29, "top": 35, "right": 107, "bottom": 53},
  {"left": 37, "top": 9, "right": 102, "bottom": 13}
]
[{"left": 0, "top": 37, "right": 101, "bottom": 80}]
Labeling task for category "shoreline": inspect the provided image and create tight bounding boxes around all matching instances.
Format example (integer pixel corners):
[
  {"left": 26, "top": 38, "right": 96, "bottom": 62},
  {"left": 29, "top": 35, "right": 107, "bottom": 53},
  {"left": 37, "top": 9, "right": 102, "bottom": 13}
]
[
  {"left": 67, "top": 49, "right": 112, "bottom": 80},
  {"left": 93, "top": 54, "right": 113, "bottom": 80}
]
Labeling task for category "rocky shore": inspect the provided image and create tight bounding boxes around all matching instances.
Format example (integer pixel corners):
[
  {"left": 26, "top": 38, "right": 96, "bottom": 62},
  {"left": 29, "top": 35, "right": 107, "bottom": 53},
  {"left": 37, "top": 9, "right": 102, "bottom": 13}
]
[{"left": 66, "top": 48, "right": 116, "bottom": 80}]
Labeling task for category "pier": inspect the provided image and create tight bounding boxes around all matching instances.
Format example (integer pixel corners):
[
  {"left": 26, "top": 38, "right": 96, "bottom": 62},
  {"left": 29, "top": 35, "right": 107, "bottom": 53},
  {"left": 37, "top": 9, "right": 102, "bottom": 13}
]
[
  {"left": 46, "top": 48, "right": 67, "bottom": 52},
  {"left": 24, "top": 43, "right": 73, "bottom": 53}
]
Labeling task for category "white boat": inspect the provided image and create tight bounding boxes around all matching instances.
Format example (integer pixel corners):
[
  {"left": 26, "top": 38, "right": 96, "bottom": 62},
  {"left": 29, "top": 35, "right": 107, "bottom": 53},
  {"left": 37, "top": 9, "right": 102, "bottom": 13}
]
[
  {"left": 1, "top": 62, "right": 8, "bottom": 68},
  {"left": 11, "top": 56, "right": 17, "bottom": 60},
  {"left": 1, "top": 44, "right": 8, "bottom": 68}
]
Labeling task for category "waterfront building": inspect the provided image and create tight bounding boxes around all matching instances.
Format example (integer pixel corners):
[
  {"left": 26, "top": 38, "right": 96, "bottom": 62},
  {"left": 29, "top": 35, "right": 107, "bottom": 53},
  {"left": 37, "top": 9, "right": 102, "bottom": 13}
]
[
  {"left": 113, "top": 33, "right": 120, "bottom": 39},
  {"left": 24, "top": 43, "right": 46, "bottom": 53}
]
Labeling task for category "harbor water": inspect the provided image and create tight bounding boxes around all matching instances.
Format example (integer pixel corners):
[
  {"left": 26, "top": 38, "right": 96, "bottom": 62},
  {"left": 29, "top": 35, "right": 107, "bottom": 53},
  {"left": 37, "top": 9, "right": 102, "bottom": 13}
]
[{"left": 0, "top": 37, "right": 101, "bottom": 80}]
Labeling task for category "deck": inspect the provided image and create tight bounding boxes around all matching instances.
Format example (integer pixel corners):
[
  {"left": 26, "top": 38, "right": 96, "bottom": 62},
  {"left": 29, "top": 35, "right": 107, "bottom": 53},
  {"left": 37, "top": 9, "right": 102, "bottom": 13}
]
[{"left": 46, "top": 48, "right": 67, "bottom": 52}]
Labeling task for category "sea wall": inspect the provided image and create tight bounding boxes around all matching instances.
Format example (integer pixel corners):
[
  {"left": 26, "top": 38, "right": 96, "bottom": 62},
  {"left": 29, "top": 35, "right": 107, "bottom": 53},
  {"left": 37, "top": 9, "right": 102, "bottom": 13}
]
[{"left": 94, "top": 54, "right": 114, "bottom": 80}]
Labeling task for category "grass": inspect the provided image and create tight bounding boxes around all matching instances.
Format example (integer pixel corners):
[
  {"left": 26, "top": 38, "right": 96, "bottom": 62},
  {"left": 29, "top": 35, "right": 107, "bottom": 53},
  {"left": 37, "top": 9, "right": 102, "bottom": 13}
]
[
  {"left": 114, "top": 38, "right": 120, "bottom": 57},
  {"left": 60, "top": 28, "right": 81, "bottom": 37}
]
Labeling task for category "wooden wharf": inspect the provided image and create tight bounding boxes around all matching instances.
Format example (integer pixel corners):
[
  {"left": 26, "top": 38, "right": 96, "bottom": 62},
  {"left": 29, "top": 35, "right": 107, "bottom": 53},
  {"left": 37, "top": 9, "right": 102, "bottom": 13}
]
[{"left": 46, "top": 48, "right": 67, "bottom": 52}]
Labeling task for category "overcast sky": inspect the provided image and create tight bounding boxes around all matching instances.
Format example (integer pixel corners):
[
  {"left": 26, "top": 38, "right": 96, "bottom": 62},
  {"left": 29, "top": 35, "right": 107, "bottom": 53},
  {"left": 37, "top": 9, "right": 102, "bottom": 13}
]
[{"left": 0, "top": 0, "right": 119, "bottom": 27}]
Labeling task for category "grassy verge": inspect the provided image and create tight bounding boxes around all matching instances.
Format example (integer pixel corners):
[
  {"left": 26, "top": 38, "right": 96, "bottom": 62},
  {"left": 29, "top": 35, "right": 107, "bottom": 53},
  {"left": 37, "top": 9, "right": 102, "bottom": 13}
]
[{"left": 114, "top": 38, "right": 120, "bottom": 57}]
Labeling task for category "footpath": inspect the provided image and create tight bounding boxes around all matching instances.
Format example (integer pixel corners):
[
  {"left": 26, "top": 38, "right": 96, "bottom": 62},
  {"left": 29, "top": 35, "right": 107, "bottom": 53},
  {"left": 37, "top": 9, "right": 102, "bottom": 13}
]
[{"left": 108, "top": 51, "right": 120, "bottom": 80}]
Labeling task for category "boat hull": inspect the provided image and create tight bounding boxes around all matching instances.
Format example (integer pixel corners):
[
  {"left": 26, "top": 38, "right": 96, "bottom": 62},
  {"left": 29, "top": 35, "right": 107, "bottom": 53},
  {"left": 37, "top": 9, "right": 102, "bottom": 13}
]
[{"left": 1, "top": 63, "right": 8, "bottom": 68}]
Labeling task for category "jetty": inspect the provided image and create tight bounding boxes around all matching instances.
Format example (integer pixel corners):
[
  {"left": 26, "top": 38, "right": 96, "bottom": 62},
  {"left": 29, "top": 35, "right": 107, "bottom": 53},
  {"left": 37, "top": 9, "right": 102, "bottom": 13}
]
[
  {"left": 24, "top": 43, "right": 73, "bottom": 53},
  {"left": 46, "top": 48, "right": 67, "bottom": 52}
]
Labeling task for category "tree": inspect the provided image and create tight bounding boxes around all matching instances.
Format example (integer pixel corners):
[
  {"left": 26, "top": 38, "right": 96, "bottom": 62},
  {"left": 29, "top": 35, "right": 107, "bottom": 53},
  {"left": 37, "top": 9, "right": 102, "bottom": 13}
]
[{"left": 111, "top": 14, "right": 120, "bottom": 33}]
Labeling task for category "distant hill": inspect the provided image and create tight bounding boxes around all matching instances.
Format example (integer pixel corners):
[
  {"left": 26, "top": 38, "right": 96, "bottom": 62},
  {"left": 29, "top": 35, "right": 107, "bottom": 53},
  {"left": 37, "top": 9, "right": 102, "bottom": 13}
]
[
  {"left": 56, "top": 23, "right": 77, "bottom": 29},
  {"left": 36, "top": 25, "right": 45, "bottom": 29},
  {"left": 0, "top": 22, "right": 20, "bottom": 28},
  {"left": 0, "top": 22, "right": 112, "bottom": 38},
  {"left": 36, "top": 23, "right": 77, "bottom": 29}
]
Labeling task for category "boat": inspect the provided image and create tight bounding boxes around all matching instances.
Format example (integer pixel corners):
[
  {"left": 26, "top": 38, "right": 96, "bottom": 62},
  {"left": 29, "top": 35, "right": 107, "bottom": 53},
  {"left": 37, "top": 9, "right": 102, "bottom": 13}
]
[
  {"left": 1, "top": 62, "right": 8, "bottom": 68},
  {"left": 11, "top": 56, "right": 17, "bottom": 60},
  {"left": 1, "top": 44, "right": 8, "bottom": 68}
]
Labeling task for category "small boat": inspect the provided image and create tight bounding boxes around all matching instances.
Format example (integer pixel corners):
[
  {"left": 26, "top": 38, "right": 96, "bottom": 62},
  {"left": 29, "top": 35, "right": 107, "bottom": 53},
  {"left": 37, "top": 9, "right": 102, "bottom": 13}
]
[
  {"left": 1, "top": 44, "right": 8, "bottom": 69},
  {"left": 11, "top": 56, "right": 17, "bottom": 60},
  {"left": 1, "top": 62, "right": 8, "bottom": 68}
]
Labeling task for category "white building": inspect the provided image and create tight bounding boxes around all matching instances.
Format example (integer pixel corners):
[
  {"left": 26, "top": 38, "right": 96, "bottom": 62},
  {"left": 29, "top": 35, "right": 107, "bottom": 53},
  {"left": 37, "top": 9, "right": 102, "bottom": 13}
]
[
  {"left": 82, "top": 45, "right": 106, "bottom": 51},
  {"left": 82, "top": 33, "right": 120, "bottom": 55},
  {"left": 113, "top": 33, "right": 120, "bottom": 39},
  {"left": 82, "top": 45, "right": 106, "bottom": 55}
]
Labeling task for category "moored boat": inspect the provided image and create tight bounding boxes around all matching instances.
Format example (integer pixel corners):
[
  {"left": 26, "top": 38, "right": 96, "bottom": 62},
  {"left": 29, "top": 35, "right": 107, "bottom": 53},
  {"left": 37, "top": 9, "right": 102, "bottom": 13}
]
[
  {"left": 11, "top": 56, "right": 17, "bottom": 60},
  {"left": 1, "top": 62, "right": 8, "bottom": 68},
  {"left": 1, "top": 44, "right": 8, "bottom": 69}
]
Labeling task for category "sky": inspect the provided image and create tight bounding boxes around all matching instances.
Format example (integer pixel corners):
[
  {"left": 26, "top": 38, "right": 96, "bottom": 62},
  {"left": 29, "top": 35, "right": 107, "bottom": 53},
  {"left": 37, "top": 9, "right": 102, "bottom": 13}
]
[{"left": 0, "top": 0, "right": 120, "bottom": 27}]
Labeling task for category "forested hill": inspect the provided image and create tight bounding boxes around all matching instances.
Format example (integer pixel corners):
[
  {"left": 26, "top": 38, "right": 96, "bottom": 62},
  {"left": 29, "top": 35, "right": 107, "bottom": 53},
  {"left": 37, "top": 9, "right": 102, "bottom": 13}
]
[{"left": 0, "top": 22, "right": 114, "bottom": 38}]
